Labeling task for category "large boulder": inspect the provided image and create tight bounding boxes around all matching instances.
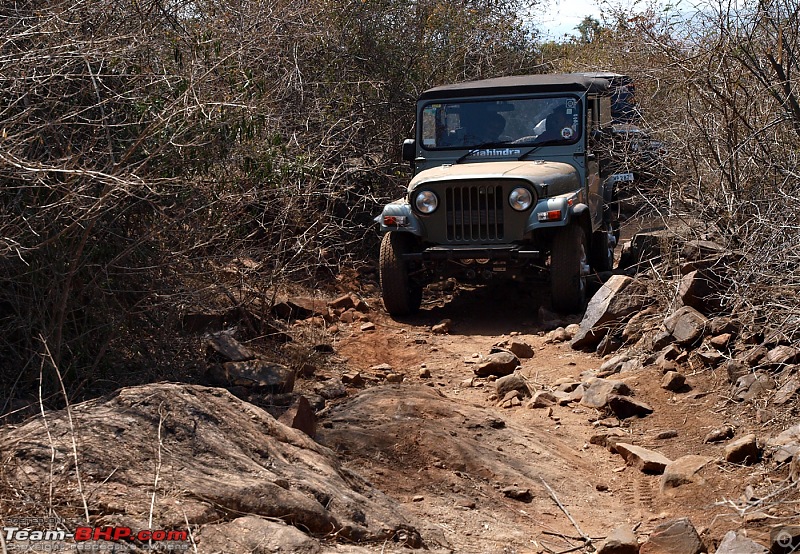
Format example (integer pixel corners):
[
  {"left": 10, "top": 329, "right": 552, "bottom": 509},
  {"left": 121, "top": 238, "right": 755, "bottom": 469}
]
[
  {"left": 571, "top": 276, "right": 651, "bottom": 351},
  {"left": 0, "top": 384, "right": 420, "bottom": 550}
]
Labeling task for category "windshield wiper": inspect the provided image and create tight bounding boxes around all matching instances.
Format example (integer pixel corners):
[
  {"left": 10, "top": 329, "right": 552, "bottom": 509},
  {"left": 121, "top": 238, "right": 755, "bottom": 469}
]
[
  {"left": 517, "top": 139, "right": 564, "bottom": 161},
  {"left": 455, "top": 141, "right": 514, "bottom": 164}
]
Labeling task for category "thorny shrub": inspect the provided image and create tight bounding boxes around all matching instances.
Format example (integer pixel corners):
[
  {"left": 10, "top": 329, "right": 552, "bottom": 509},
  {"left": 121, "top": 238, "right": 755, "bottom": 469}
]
[{"left": 0, "top": 0, "right": 540, "bottom": 407}]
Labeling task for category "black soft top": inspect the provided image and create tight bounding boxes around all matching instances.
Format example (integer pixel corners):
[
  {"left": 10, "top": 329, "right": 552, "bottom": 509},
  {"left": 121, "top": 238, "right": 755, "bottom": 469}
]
[{"left": 419, "top": 73, "right": 614, "bottom": 101}]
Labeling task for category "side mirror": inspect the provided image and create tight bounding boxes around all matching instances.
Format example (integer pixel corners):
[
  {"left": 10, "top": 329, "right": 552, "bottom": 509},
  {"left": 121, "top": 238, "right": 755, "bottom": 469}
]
[{"left": 402, "top": 139, "right": 416, "bottom": 165}]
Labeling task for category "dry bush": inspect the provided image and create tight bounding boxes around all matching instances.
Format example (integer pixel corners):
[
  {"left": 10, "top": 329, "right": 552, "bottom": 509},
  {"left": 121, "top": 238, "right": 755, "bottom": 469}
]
[
  {"left": 0, "top": 0, "right": 540, "bottom": 407},
  {"left": 543, "top": 0, "right": 800, "bottom": 339}
]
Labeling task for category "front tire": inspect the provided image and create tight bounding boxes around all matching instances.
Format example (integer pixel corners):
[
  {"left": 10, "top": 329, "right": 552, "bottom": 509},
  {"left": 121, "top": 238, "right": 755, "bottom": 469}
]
[
  {"left": 551, "top": 225, "right": 589, "bottom": 314},
  {"left": 591, "top": 225, "right": 616, "bottom": 272},
  {"left": 379, "top": 232, "right": 422, "bottom": 316}
]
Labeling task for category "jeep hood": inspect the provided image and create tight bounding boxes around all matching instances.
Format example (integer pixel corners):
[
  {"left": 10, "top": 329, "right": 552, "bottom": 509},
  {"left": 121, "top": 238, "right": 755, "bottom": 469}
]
[{"left": 408, "top": 160, "right": 579, "bottom": 196}]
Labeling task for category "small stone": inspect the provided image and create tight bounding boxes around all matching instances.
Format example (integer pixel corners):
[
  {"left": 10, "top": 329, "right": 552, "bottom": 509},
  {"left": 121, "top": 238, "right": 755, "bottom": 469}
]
[
  {"left": 371, "top": 363, "right": 393, "bottom": 372},
  {"left": 506, "top": 340, "right": 535, "bottom": 359},
  {"left": 455, "top": 498, "right": 476, "bottom": 510},
  {"left": 654, "top": 429, "right": 679, "bottom": 440},
  {"left": 412, "top": 495, "right": 424, "bottom": 502},
  {"left": 661, "top": 371, "right": 686, "bottom": 392},
  {"left": 709, "top": 333, "right": 732, "bottom": 350},
  {"left": 474, "top": 351, "right": 520, "bottom": 377},
  {"left": 565, "top": 323, "right": 581, "bottom": 338},
  {"left": 360, "top": 322, "right": 376, "bottom": 332},
  {"left": 528, "top": 391, "right": 557, "bottom": 408},
  {"left": 500, "top": 486, "right": 533, "bottom": 502},
  {"left": 547, "top": 327, "right": 570, "bottom": 343},
  {"left": 598, "top": 525, "right": 638, "bottom": 554},
  {"left": 341, "top": 372, "right": 364, "bottom": 387},
  {"left": 385, "top": 373, "right": 405, "bottom": 384},
  {"left": 431, "top": 319, "right": 452, "bottom": 334},
  {"left": 600, "top": 354, "right": 629, "bottom": 375},
  {"left": 703, "top": 425, "right": 734, "bottom": 443},
  {"left": 495, "top": 372, "right": 531, "bottom": 399},
  {"left": 419, "top": 368, "right": 431, "bottom": 378},
  {"left": 581, "top": 378, "right": 632, "bottom": 409}
]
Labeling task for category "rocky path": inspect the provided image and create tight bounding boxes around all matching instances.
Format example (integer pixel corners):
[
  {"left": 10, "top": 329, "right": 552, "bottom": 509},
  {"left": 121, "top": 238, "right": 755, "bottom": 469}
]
[
  {"left": 312, "top": 282, "right": 776, "bottom": 553},
  {"left": 3, "top": 270, "right": 799, "bottom": 553}
]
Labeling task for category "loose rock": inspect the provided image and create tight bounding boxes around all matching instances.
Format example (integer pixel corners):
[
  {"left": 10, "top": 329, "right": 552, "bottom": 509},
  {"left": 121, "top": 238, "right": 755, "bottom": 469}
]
[
  {"left": 724, "top": 433, "right": 761, "bottom": 464},
  {"left": 474, "top": 351, "right": 520, "bottom": 377},
  {"left": 661, "top": 371, "right": 686, "bottom": 392},
  {"left": 598, "top": 525, "right": 639, "bottom": 554},
  {"left": 500, "top": 486, "right": 532, "bottom": 502},
  {"left": 581, "top": 378, "right": 632, "bottom": 409},
  {"left": 715, "top": 530, "right": 768, "bottom": 554},
  {"left": 639, "top": 517, "right": 703, "bottom": 554},
  {"left": 495, "top": 372, "right": 531, "bottom": 399},
  {"left": 607, "top": 395, "right": 654, "bottom": 419},
  {"left": 660, "top": 455, "right": 713, "bottom": 493},
  {"left": 528, "top": 391, "right": 558, "bottom": 408},
  {"left": 703, "top": 426, "right": 734, "bottom": 443},
  {"left": 615, "top": 443, "right": 672, "bottom": 474}
]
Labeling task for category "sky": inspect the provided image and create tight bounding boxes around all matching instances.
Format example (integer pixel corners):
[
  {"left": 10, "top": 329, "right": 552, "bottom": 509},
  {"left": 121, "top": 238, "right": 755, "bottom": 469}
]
[{"left": 532, "top": 0, "right": 604, "bottom": 40}]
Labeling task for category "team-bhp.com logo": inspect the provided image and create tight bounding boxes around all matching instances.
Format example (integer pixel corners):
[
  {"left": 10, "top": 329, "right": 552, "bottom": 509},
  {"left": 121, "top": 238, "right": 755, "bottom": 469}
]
[{"left": 3, "top": 520, "right": 189, "bottom": 551}]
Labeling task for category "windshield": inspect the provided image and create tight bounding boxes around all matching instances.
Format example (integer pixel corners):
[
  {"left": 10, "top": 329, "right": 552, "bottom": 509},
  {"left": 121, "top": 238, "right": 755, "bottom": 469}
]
[{"left": 420, "top": 96, "right": 582, "bottom": 150}]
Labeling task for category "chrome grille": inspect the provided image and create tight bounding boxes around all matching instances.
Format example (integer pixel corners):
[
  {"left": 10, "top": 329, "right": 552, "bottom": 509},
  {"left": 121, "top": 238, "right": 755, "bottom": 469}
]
[{"left": 445, "top": 185, "right": 504, "bottom": 241}]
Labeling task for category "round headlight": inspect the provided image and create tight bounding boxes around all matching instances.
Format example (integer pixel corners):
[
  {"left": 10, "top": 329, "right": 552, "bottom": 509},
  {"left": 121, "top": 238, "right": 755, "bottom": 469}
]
[
  {"left": 509, "top": 187, "right": 533, "bottom": 211},
  {"left": 415, "top": 190, "right": 439, "bottom": 214}
]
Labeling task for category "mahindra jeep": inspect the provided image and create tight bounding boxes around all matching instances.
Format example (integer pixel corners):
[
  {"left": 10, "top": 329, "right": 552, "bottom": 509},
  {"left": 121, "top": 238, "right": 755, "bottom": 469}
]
[{"left": 376, "top": 73, "right": 629, "bottom": 316}]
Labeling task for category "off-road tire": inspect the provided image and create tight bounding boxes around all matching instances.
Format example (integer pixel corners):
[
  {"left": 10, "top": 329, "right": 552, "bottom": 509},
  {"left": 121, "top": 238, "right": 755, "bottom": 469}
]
[
  {"left": 379, "top": 232, "right": 422, "bottom": 316},
  {"left": 591, "top": 226, "right": 615, "bottom": 272},
  {"left": 551, "top": 224, "right": 588, "bottom": 314}
]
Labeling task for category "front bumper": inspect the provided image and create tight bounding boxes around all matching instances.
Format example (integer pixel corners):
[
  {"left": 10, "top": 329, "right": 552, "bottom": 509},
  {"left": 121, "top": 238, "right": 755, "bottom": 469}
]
[{"left": 402, "top": 244, "right": 541, "bottom": 261}]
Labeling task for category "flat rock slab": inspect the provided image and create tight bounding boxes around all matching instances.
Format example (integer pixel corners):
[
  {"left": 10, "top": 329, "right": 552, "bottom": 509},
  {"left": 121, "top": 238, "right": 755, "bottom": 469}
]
[
  {"left": 660, "top": 455, "right": 714, "bottom": 493},
  {"left": 615, "top": 443, "right": 672, "bottom": 474}
]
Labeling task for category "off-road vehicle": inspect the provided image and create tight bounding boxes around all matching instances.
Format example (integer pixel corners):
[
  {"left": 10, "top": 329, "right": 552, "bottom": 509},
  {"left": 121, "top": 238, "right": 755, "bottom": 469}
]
[{"left": 376, "top": 73, "right": 632, "bottom": 316}]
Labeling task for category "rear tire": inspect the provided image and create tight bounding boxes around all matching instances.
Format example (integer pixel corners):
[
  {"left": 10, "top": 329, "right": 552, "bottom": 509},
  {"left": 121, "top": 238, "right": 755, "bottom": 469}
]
[
  {"left": 379, "top": 232, "right": 422, "bottom": 316},
  {"left": 551, "top": 225, "right": 589, "bottom": 314}
]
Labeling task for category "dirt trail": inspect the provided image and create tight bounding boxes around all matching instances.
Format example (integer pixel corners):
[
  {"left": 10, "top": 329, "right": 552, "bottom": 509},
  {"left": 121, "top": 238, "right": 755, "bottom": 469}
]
[{"left": 317, "top": 283, "right": 756, "bottom": 553}]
